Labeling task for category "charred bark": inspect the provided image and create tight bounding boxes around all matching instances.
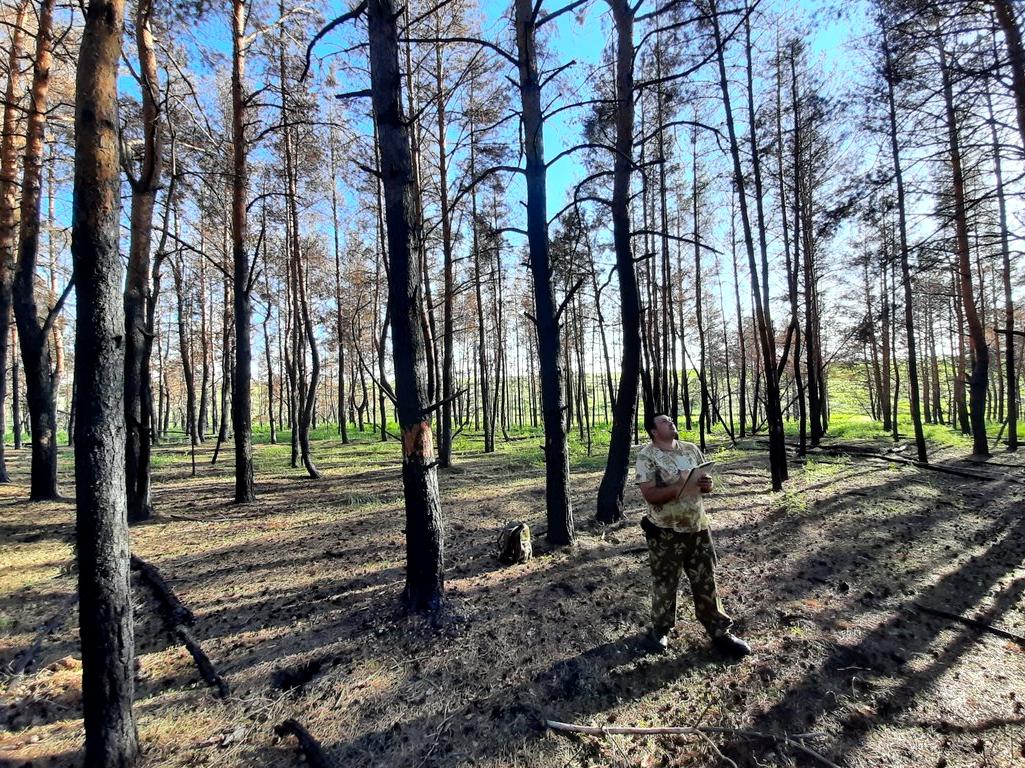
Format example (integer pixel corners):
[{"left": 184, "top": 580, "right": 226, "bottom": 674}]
[
  {"left": 13, "top": 0, "right": 60, "bottom": 501},
  {"left": 514, "top": 0, "right": 573, "bottom": 543},
  {"left": 123, "top": 0, "right": 163, "bottom": 521},
  {"left": 231, "top": 0, "right": 255, "bottom": 500},
  {"left": 367, "top": 0, "right": 445, "bottom": 611},
  {"left": 940, "top": 43, "right": 989, "bottom": 456},
  {"left": 72, "top": 0, "right": 139, "bottom": 759}
]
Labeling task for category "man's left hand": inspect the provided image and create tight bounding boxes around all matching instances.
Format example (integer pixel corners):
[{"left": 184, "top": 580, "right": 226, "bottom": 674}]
[{"left": 697, "top": 476, "right": 713, "bottom": 494}]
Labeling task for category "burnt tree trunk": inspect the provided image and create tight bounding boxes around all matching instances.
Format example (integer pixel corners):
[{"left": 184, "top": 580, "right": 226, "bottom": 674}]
[
  {"left": 882, "top": 24, "right": 927, "bottom": 462},
  {"left": 72, "top": 0, "right": 139, "bottom": 760},
  {"left": 693, "top": 136, "right": 709, "bottom": 453},
  {"left": 790, "top": 50, "right": 818, "bottom": 449},
  {"left": 596, "top": 0, "right": 640, "bottom": 523},
  {"left": 712, "top": 0, "right": 786, "bottom": 489},
  {"left": 435, "top": 30, "right": 456, "bottom": 469},
  {"left": 775, "top": 44, "right": 804, "bottom": 453},
  {"left": 730, "top": 197, "right": 747, "bottom": 438},
  {"left": 514, "top": 0, "right": 573, "bottom": 543},
  {"left": 367, "top": 0, "right": 445, "bottom": 611},
  {"left": 940, "top": 43, "right": 989, "bottom": 456},
  {"left": 985, "top": 52, "right": 1018, "bottom": 450},
  {"left": 231, "top": 0, "right": 255, "bottom": 500},
  {"left": 123, "top": 0, "right": 163, "bottom": 522},
  {"left": 13, "top": 0, "right": 60, "bottom": 501}
]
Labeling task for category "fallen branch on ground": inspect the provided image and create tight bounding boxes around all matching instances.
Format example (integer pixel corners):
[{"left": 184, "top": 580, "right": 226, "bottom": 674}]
[
  {"left": 275, "top": 719, "right": 334, "bottom": 768},
  {"left": 132, "top": 554, "right": 228, "bottom": 698},
  {"left": 804, "top": 444, "right": 1008, "bottom": 483},
  {"left": 545, "top": 720, "right": 840, "bottom": 768},
  {"left": 914, "top": 603, "right": 1025, "bottom": 647},
  {"left": 161, "top": 512, "right": 238, "bottom": 523},
  {"left": 131, "top": 554, "right": 195, "bottom": 626},
  {"left": 849, "top": 451, "right": 1000, "bottom": 481},
  {"left": 963, "top": 456, "right": 1025, "bottom": 470},
  {"left": 177, "top": 625, "right": 230, "bottom": 697}
]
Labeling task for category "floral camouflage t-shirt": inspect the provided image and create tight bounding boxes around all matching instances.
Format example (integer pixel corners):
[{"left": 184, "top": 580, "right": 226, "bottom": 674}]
[{"left": 634, "top": 440, "right": 710, "bottom": 532}]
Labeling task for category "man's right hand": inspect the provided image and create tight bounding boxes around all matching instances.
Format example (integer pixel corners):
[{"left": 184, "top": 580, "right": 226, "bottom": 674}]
[{"left": 671, "top": 473, "right": 689, "bottom": 499}]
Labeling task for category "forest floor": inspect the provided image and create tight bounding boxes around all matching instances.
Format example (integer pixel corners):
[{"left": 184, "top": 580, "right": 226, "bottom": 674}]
[{"left": 2, "top": 425, "right": 1024, "bottom": 767}]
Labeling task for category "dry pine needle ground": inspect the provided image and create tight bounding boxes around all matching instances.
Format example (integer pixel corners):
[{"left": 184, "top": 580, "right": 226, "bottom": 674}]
[{"left": 1, "top": 434, "right": 1024, "bottom": 767}]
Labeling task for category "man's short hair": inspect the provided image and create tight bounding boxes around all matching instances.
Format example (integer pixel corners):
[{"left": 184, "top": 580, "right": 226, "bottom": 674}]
[{"left": 645, "top": 413, "right": 669, "bottom": 437}]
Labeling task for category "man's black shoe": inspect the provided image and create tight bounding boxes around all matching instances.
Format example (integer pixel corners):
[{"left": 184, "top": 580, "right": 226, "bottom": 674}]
[{"left": 712, "top": 633, "right": 751, "bottom": 658}]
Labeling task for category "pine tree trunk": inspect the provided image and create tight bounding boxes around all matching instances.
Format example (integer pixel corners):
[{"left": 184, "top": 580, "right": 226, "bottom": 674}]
[
  {"left": 693, "top": 138, "right": 708, "bottom": 453},
  {"left": 890, "top": 265, "right": 900, "bottom": 441},
  {"left": 13, "top": 0, "right": 59, "bottom": 501},
  {"left": 12, "top": 326, "right": 21, "bottom": 448},
  {"left": 172, "top": 260, "right": 198, "bottom": 452},
  {"left": 514, "top": 0, "right": 573, "bottom": 543},
  {"left": 471, "top": 182, "right": 493, "bottom": 453},
  {"left": 928, "top": 300, "right": 943, "bottom": 424},
  {"left": 124, "top": 0, "right": 162, "bottom": 521},
  {"left": 713, "top": 0, "right": 786, "bottom": 489},
  {"left": 881, "top": 259, "right": 893, "bottom": 432},
  {"left": 985, "top": 65, "right": 1018, "bottom": 450},
  {"left": 198, "top": 241, "right": 209, "bottom": 442},
  {"left": 367, "top": 0, "right": 445, "bottom": 611},
  {"left": 881, "top": 25, "right": 926, "bottom": 461},
  {"left": 940, "top": 43, "right": 989, "bottom": 456},
  {"left": 261, "top": 260, "right": 276, "bottom": 445},
  {"left": 73, "top": 0, "right": 139, "bottom": 758},
  {"left": 230, "top": 0, "right": 255, "bottom": 500},
  {"left": 992, "top": 0, "right": 1025, "bottom": 153},
  {"left": 276, "top": 28, "right": 319, "bottom": 477},
  {"left": 0, "top": 0, "right": 28, "bottom": 483},
  {"left": 329, "top": 125, "right": 348, "bottom": 444}
]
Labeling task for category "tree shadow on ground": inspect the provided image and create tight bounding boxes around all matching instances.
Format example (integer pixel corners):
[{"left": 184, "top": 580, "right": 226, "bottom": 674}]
[{"left": 718, "top": 476, "right": 1025, "bottom": 766}]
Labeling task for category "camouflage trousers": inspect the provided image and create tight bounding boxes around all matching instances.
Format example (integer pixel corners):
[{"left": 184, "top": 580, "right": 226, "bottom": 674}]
[{"left": 644, "top": 524, "right": 732, "bottom": 638}]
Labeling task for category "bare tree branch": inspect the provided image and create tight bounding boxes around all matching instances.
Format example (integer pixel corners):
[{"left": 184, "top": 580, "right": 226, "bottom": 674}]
[{"left": 301, "top": 1, "right": 369, "bottom": 81}]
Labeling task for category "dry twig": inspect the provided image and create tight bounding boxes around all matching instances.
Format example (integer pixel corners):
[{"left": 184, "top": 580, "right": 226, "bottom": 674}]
[
  {"left": 914, "top": 603, "right": 1025, "bottom": 647},
  {"left": 132, "top": 554, "right": 229, "bottom": 697},
  {"left": 545, "top": 720, "right": 841, "bottom": 768}
]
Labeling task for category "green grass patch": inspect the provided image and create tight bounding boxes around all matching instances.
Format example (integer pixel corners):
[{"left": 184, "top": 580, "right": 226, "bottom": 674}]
[{"left": 800, "top": 455, "right": 851, "bottom": 478}]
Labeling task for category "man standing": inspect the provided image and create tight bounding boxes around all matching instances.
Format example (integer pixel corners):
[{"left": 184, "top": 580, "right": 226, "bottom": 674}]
[{"left": 635, "top": 413, "right": 750, "bottom": 657}]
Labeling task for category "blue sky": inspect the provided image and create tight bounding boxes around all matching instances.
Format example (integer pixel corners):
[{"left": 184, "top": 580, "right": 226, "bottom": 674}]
[
  {"left": 126, "top": 0, "right": 874, "bottom": 331},
  {"left": 128, "top": 0, "right": 865, "bottom": 227}
]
